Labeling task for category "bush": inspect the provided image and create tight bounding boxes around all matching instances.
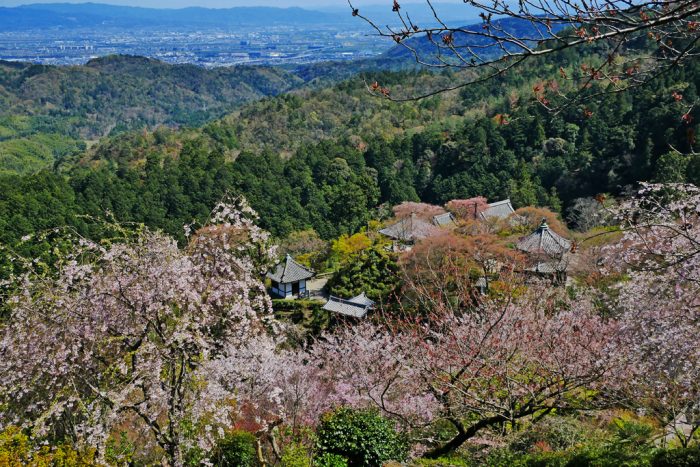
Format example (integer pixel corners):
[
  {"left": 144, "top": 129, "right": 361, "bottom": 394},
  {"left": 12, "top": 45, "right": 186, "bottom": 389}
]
[
  {"left": 0, "top": 426, "right": 97, "bottom": 466},
  {"left": 412, "top": 455, "right": 470, "bottom": 466},
  {"left": 0, "top": 426, "right": 30, "bottom": 465},
  {"left": 213, "top": 430, "right": 258, "bottom": 467},
  {"left": 509, "top": 417, "right": 585, "bottom": 454},
  {"left": 563, "top": 417, "right": 656, "bottom": 467},
  {"left": 315, "top": 407, "right": 407, "bottom": 467},
  {"left": 652, "top": 446, "right": 700, "bottom": 467},
  {"left": 281, "top": 442, "right": 313, "bottom": 467},
  {"left": 325, "top": 246, "right": 399, "bottom": 301},
  {"left": 315, "top": 452, "right": 349, "bottom": 467}
]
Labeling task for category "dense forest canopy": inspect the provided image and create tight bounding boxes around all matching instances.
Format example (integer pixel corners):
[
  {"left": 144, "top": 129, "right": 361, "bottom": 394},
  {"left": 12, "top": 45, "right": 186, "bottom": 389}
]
[{"left": 1, "top": 38, "right": 697, "bottom": 254}]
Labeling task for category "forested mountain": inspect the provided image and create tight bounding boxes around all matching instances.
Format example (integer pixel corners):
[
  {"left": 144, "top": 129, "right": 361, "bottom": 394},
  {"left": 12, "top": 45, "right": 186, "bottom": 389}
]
[
  {"left": 0, "top": 56, "right": 305, "bottom": 175},
  {"left": 0, "top": 52, "right": 422, "bottom": 176},
  {"left": 0, "top": 55, "right": 304, "bottom": 136},
  {"left": 1, "top": 37, "right": 697, "bottom": 257},
  {"left": 0, "top": 15, "right": 571, "bottom": 177}
]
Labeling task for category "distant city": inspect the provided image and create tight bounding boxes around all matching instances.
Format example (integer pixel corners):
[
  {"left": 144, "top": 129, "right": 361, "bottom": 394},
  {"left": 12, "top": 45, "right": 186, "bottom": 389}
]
[
  {"left": 0, "top": 25, "right": 390, "bottom": 67},
  {"left": 0, "top": 2, "right": 480, "bottom": 67}
]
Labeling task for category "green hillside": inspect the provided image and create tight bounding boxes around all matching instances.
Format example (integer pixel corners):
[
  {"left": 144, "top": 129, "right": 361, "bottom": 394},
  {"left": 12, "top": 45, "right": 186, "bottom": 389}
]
[
  {"left": 1, "top": 38, "right": 697, "bottom": 264},
  {"left": 0, "top": 55, "right": 306, "bottom": 175}
]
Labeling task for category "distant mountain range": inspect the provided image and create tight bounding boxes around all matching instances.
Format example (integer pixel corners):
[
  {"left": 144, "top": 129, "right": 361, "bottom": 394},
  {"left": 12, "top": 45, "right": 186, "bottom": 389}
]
[
  {"left": 0, "top": 2, "right": 482, "bottom": 31},
  {"left": 0, "top": 3, "right": 339, "bottom": 30},
  {"left": 385, "top": 16, "right": 567, "bottom": 64}
]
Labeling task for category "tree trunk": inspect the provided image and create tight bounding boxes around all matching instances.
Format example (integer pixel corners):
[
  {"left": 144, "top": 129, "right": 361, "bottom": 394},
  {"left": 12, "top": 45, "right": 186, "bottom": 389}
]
[
  {"left": 257, "top": 439, "right": 267, "bottom": 467},
  {"left": 163, "top": 442, "right": 184, "bottom": 467},
  {"left": 423, "top": 415, "right": 506, "bottom": 459}
]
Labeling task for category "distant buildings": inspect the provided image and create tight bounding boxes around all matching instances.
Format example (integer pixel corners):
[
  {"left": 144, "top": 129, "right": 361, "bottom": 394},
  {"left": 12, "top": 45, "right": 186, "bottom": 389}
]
[
  {"left": 378, "top": 199, "right": 514, "bottom": 247},
  {"left": 432, "top": 212, "right": 457, "bottom": 227},
  {"left": 481, "top": 199, "right": 515, "bottom": 220},
  {"left": 0, "top": 25, "right": 388, "bottom": 67},
  {"left": 516, "top": 219, "right": 572, "bottom": 283},
  {"left": 322, "top": 292, "right": 375, "bottom": 319},
  {"left": 267, "top": 254, "right": 315, "bottom": 299},
  {"left": 378, "top": 213, "right": 440, "bottom": 246}
]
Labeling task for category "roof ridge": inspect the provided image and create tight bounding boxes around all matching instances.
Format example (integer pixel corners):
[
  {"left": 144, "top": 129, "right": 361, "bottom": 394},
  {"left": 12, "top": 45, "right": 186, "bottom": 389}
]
[
  {"left": 282, "top": 253, "right": 292, "bottom": 278},
  {"left": 327, "top": 295, "right": 366, "bottom": 307},
  {"left": 287, "top": 254, "right": 314, "bottom": 273},
  {"left": 545, "top": 228, "right": 571, "bottom": 249},
  {"left": 489, "top": 198, "right": 511, "bottom": 206}
]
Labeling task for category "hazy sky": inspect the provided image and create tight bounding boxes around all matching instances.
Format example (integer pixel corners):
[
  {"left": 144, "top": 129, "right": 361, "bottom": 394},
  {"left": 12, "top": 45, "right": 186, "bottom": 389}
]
[{"left": 0, "top": 0, "right": 465, "bottom": 8}]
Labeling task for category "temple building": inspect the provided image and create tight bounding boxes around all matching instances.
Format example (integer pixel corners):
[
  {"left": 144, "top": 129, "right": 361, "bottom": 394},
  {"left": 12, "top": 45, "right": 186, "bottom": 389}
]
[
  {"left": 379, "top": 213, "right": 438, "bottom": 243},
  {"left": 432, "top": 212, "right": 457, "bottom": 227},
  {"left": 516, "top": 219, "right": 572, "bottom": 283},
  {"left": 267, "top": 254, "right": 315, "bottom": 299},
  {"left": 480, "top": 199, "right": 516, "bottom": 220},
  {"left": 322, "top": 292, "right": 375, "bottom": 319}
]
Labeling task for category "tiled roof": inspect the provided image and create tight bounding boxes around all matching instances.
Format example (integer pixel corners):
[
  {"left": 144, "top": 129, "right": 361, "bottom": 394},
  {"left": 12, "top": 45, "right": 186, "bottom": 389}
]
[
  {"left": 516, "top": 219, "right": 572, "bottom": 258},
  {"left": 379, "top": 214, "right": 439, "bottom": 242},
  {"left": 481, "top": 199, "right": 515, "bottom": 220},
  {"left": 525, "top": 260, "right": 569, "bottom": 274},
  {"left": 323, "top": 292, "right": 376, "bottom": 318},
  {"left": 432, "top": 212, "right": 456, "bottom": 227},
  {"left": 267, "top": 254, "right": 314, "bottom": 283},
  {"left": 348, "top": 292, "right": 375, "bottom": 307}
]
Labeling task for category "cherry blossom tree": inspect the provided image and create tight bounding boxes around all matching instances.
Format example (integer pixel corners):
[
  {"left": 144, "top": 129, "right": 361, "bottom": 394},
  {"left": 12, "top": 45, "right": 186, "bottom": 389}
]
[
  {"left": 392, "top": 201, "right": 446, "bottom": 220},
  {"left": 0, "top": 198, "right": 278, "bottom": 466},
  {"left": 196, "top": 336, "right": 332, "bottom": 462},
  {"left": 605, "top": 183, "right": 700, "bottom": 447},
  {"left": 314, "top": 282, "right": 619, "bottom": 457},
  {"left": 445, "top": 197, "right": 489, "bottom": 221},
  {"left": 351, "top": 0, "right": 700, "bottom": 107}
]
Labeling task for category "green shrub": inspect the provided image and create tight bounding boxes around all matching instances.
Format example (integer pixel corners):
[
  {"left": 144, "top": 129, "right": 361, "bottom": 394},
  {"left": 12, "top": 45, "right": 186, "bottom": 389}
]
[
  {"left": 315, "top": 452, "right": 349, "bottom": 467},
  {"left": 105, "top": 431, "right": 135, "bottom": 465},
  {"left": 325, "top": 246, "right": 399, "bottom": 301},
  {"left": 282, "top": 442, "right": 313, "bottom": 467},
  {"left": 0, "top": 426, "right": 30, "bottom": 465},
  {"left": 0, "top": 426, "right": 97, "bottom": 466},
  {"left": 213, "top": 430, "right": 258, "bottom": 467},
  {"left": 315, "top": 407, "right": 407, "bottom": 467},
  {"left": 509, "top": 417, "right": 585, "bottom": 454},
  {"left": 652, "top": 446, "right": 700, "bottom": 467},
  {"left": 412, "top": 455, "right": 470, "bottom": 466}
]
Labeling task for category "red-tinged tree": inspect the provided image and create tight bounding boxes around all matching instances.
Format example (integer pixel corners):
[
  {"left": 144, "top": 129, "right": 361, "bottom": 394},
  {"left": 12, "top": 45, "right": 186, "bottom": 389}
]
[
  {"left": 513, "top": 206, "right": 570, "bottom": 236},
  {"left": 398, "top": 231, "right": 524, "bottom": 314},
  {"left": 392, "top": 201, "right": 446, "bottom": 220},
  {"left": 605, "top": 183, "right": 700, "bottom": 447},
  {"left": 445, "top": 197, "right": 489, "bottom": 221},
  {"left": 350, "top": 0, "right": 700, "bottom": 108},
  {"left": 0, "top": 198, "right": 277, "bottom": 466}
]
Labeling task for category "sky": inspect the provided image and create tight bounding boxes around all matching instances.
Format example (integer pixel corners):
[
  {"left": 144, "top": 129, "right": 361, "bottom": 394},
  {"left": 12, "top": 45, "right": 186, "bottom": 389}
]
[{"left": 0, "top": 0, "right": 465, "bottom": 8}]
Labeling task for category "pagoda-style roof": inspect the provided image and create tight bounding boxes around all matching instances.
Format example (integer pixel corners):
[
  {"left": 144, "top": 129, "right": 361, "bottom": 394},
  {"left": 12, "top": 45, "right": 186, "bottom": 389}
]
[
  {"left": 525, "top": 260, "right": 569, "bottom": 274},
  {"left": 516, "top": 219, "right": 572, "bottom": 258},
  {"left": 267, "top": 254, "right": 314, "bottom": 284},
  {"left": 432, "top": 212, "right": 456, "bottom": 227},
  {"left": 481, "top": 199, "right": 515, "bottom": 220},
  {"left": 323, "top": 292, "right": 376, "bottom": 319},
  {"left": 379, "top": 213, "right": 439, "bottom": 242}
]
